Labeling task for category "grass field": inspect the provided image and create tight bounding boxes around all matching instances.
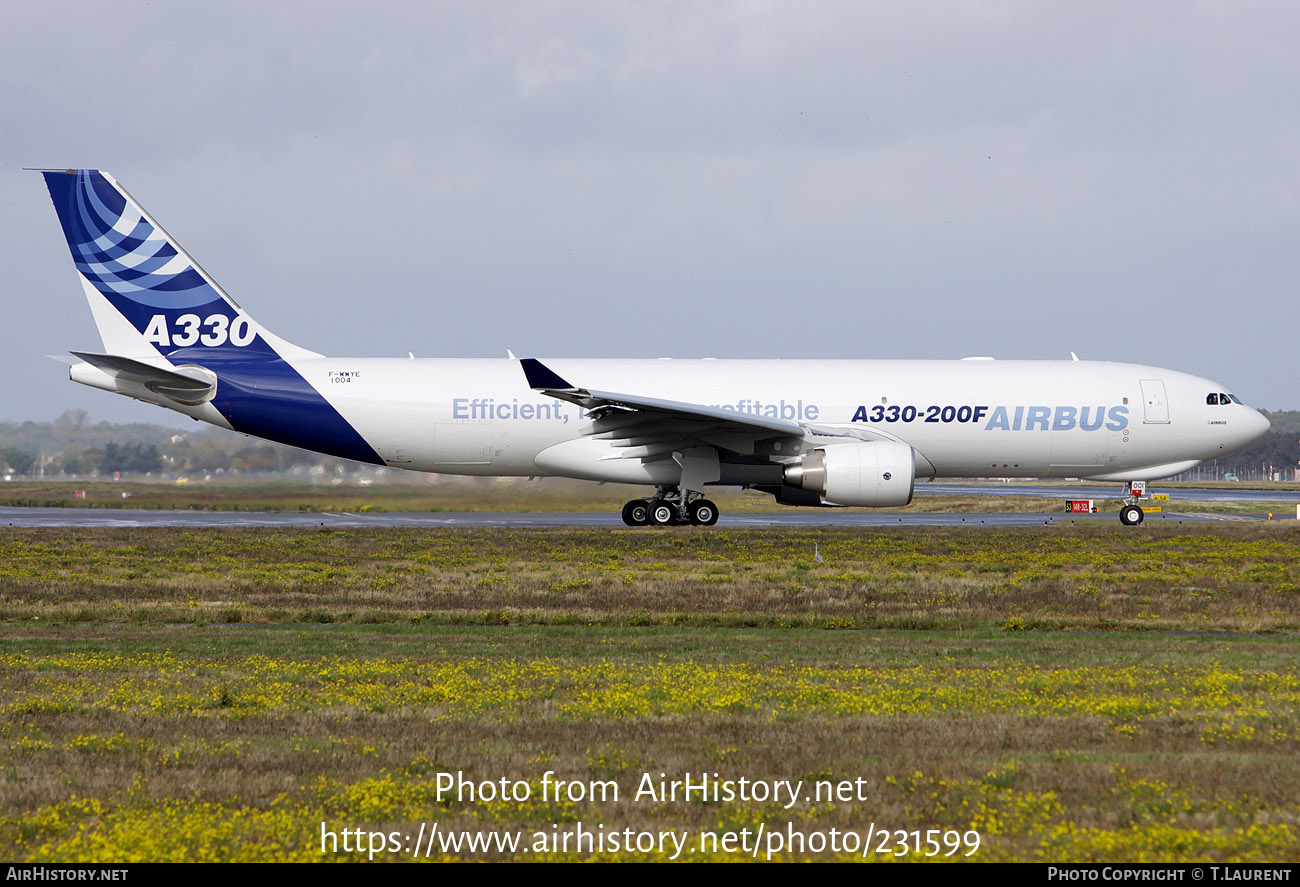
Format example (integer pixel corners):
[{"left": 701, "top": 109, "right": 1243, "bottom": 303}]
[
  {"left": 3, "top": 524, "right": 1300, "bottom": 861},
  {"left": 4, "top": 525, "right": 1299, "bottom": 632}
]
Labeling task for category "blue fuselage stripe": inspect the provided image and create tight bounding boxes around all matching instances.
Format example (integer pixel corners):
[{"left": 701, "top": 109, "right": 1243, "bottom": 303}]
[{"left": 199, "top": 356, "right": 382, "bottom": 465}]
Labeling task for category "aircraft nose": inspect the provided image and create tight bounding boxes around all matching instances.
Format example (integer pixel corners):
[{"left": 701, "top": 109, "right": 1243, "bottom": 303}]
[{"left": 1246, "top": 408, "right": 1271, "bottom": 443}]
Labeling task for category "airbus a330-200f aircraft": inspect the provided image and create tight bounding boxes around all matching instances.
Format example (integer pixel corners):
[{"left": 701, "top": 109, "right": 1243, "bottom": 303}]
[{"left": 39, "top": 169, "right": 1270, "bottom": 527}]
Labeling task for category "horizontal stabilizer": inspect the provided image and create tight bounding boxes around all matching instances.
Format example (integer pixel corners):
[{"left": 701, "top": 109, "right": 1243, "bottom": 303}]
[{"left": 71, "top": 351, "right": 216, "bottom": 404}]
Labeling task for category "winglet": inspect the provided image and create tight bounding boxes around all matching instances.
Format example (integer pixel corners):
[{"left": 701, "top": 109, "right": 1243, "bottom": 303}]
[{"left": 520, "top": 358, "right": 575, "bottom": 391}]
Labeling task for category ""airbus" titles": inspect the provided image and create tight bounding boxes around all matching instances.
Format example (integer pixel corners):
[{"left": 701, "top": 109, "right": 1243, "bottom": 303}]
[{"left": 852, "top": 404, "right": 1129, "bottom": 432}]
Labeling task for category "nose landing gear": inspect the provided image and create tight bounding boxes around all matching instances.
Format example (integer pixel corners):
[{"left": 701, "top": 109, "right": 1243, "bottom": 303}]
[{"left": 1118, "top": 481, "right": 1146, "bottom": 526}]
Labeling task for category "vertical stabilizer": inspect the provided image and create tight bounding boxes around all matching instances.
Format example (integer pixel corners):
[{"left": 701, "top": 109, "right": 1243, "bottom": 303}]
[
  {"left": 41, "top": 169, "right": 382, "bottom": 465},
  {"left": 41, "top": 169, "right": 320, "bottom": 363}
]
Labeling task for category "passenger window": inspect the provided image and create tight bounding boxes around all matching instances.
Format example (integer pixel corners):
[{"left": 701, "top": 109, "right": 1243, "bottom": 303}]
[{"left": 1206, "top": 393, "right": 1219, "bottom": 405}]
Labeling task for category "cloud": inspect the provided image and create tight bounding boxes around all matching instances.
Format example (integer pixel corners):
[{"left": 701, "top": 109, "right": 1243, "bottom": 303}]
[{"left": 4, "top": 1, "right": 1299, "bottom": 421}]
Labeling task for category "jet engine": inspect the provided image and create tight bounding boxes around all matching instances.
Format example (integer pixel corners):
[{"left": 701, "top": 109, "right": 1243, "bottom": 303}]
[{"left": 782, "top": 441, "right": 915, "bottom": 507}]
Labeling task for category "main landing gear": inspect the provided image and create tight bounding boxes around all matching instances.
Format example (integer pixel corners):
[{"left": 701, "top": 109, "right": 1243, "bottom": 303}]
[{"left": 621, "top": 487, "right": 719, "bottom": 527}]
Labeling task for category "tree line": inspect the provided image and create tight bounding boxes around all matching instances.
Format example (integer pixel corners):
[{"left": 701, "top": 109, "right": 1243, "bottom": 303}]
[{"left": 1, "top": 411, "right": 363, "bottom": 477}]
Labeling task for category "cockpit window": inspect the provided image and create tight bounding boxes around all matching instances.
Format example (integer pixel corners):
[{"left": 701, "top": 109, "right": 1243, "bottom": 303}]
[
  {"left": 1228, "top": 394, "right": 1242, "bottom": 404},
  {"left": 1207, "top": 393, "right": 1220, "bottom": 405}
]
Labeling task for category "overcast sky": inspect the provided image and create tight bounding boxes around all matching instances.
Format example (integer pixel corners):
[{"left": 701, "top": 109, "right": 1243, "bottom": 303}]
[{"left": 3, "top": 1, "right": 1298, "bottom": 426}]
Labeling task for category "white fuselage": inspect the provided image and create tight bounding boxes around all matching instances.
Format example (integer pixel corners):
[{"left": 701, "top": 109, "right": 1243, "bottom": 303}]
[{"left": 245, "top": 356, "right": 1267, "bottom": 484}]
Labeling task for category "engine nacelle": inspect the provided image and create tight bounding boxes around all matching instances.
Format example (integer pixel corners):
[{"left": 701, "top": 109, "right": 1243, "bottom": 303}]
[{"left": 783, "top": 441, "right": 915, "bottom": 507}]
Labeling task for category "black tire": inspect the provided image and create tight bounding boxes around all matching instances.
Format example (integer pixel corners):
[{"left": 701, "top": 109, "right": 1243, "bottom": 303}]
[
  {"left": 649, "top": 501, "right": 677, "bottom": 526},
  {"left": 621, "top": 499, "right": 650, "bottom": 527},
  {"left": 1119, "top": 504, "right": 1144, "bottom": 526},
  {"left": 689, "top": 499, "right": 719, "bottom": 526}
]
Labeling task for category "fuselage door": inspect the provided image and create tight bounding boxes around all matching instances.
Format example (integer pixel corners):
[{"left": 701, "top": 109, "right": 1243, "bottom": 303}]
[{"left": 1139, "top": 379, "right": 1170, "bottom": 424}]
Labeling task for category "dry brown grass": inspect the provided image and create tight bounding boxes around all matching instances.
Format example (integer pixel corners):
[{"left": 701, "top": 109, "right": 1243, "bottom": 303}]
[{"left": 3, "top": 524, "right": 1300, "bottom": 632}]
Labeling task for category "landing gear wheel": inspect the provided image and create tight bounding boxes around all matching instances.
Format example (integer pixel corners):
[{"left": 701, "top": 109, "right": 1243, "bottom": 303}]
[
  {"left": 1119, "top": 504, "right": 1144, "bottom": 526},
  {"left": 688, "top": 499, "right": 719, "bottom": 526},
  {"left": 621, "top": 499, "right": 650, "bottom": 527},
  {"left": 649, "top": 501, "right": 677, "bottom": 526}
]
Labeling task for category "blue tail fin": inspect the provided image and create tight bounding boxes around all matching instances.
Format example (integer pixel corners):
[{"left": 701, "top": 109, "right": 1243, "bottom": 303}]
[
  {"left": 42, "top": 169, "right": 383, "bottom": 465},
  {"left": 41, "top": 169, "right": 318, "bottom": 362}
]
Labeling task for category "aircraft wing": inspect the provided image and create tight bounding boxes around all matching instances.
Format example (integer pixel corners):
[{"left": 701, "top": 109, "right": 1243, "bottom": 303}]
[
  {"left": 521, "top": 358, "right": 801, "bottom": 434},
  {"left": 520, "top": 357, "right": 868, "bottom": 460}
]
